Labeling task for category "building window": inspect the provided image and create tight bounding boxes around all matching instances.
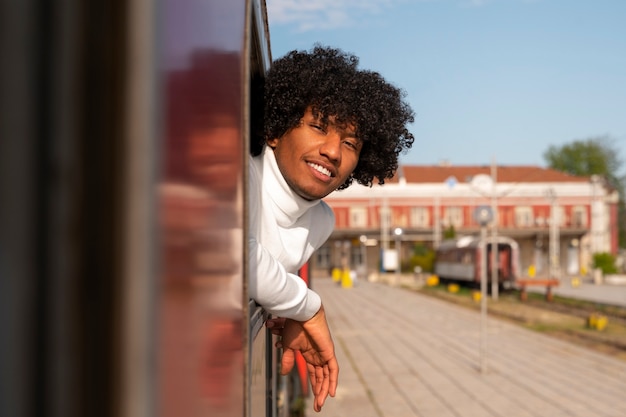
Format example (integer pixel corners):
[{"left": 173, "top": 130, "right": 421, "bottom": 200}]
[
  {"left": 350, "top": 207, "right": 367, "bottom": 228},
  {"left": 515, "top": 206, "right": 533, "bottom": 227},
  {"left": 443, "top": 206, "right": 463, "bottom": 227},
  {"left": 350, "top": 245, "right": 363, "bottom": 266},
  {"left": 315, "top": 245, "right": 331, "bottom": 269},
  {"left": 572, "top": 206, "right": 587, "bottom": 227},
  {"left": 410, "top": 207, "right": 430, "bottom": 227}
]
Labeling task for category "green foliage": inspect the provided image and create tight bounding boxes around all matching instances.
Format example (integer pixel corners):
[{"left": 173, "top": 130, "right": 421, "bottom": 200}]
[
  {"left": 592, "top": 252, "right": 618, "bottom": 274},
  {"left": 543, "top": 136, "right": 621, "bottom": 184},
  {"left": 443, "top": 225, "right": 456, "bottom": 239},
  {"left": 408, "top": 243, "right": 436, "bottom": 272},
  {"left": 619, "top": 200, "right": 626, "bottom": 249},
  {"left": 543, "top": 135, "right": 626, "bottom": 248}
]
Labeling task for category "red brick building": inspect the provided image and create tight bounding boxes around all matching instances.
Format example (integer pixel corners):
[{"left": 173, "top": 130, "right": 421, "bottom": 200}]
[{"left": 314, "top": 164, "right": 619, "bottom": 281}]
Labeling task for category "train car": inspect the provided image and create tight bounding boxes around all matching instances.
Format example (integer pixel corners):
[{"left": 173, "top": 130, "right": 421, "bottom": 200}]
[
  {"left": 434, "top": 236, "right": 521, "bottom": 288},
  {"left": 0, "top": 1, "right": 304, "bottom": 417}
]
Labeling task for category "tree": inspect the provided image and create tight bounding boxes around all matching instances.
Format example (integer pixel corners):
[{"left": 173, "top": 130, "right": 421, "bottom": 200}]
[
  {"left": 409, "top": 243, "right": 436, "bottom": 273},
  {"left": 543, "top": 135, "right": 626, "bottom": 248},
  {"left": 592, "top": 252, "right": 618, "bottom": 274},
  {"left": 443, "top": 225, "right": 456, "bottom": 240}
]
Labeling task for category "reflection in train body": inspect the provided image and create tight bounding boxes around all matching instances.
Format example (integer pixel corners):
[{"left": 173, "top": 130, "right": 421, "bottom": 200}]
[{"left": 0, "top": 1, "right": 293, "bottom": 416}]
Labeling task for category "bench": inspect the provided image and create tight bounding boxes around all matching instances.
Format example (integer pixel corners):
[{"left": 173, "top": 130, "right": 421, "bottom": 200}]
[{"left": 516, "top": 278, "right": 560, "bottom": 302}]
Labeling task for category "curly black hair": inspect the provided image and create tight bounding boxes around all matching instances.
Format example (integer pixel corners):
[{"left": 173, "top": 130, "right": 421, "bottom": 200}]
[{"left": 259, "top": 45, "right": 415, "bottom": 190}]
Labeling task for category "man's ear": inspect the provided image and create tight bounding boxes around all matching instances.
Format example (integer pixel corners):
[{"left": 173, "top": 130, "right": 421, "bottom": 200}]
[{"left": 266, "top": 137, "right": 279, "bottom": 148}]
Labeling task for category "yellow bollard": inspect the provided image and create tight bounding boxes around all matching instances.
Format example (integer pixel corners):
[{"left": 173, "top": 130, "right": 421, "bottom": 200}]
[
  {"left": 472, "top": 291, "right": 481, "bottom": 302},
  {"left": 341, "top": 268, "right": 353, "bottom": 289},
  {"left": 332, "top": 268, "right": 341, "bottom": 283},
  {"left": 588, "top": 313, "right": 597, "bottom": 328},
  {"left": 595, "top": 315, "right": 608, "bottom": 331},
  {"left": 571, "top": 277, "right": 581, "bottom": 288},
  {"left": 588, "top": 313, "right": 608, "bottom": 331},
  {"left": 426, "top": 275, "right": 439, "bottom": 287},
  {"left": 447, "top": 283, "right": 460, "bottom": 293}
]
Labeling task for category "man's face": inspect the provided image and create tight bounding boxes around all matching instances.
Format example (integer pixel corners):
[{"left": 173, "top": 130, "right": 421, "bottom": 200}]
[
  {"left": 268, "top": 107, "right": 361, "bottom": 200},
  {"left": 189, "top": 124, "right": 240, "bottom": 196}
]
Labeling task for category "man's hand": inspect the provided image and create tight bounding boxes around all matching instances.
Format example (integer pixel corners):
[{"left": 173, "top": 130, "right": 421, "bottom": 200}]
[{"left": 266, "top": 306, "right": 339, "bottom": 412}]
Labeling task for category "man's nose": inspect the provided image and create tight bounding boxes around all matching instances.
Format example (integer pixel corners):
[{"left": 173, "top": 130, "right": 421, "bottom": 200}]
[{"left": 319, "top": 131, "right": 341, "bottom": 163}]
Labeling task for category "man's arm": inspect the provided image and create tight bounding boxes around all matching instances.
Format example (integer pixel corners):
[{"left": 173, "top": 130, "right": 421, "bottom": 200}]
[{"left": 248, "top": 237, "right": 321, "bottom": 321}]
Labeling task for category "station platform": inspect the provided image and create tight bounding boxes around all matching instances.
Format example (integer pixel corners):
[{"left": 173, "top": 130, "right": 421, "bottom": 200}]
[
  {"left": 526, "top": 277, "right": 626, "bottom": 307},
  {"left": 306, "top": 278, "right": 626, "bottom": 417}
]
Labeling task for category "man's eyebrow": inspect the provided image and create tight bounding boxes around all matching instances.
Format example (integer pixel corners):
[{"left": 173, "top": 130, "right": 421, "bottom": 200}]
[{"left": 338, "top": 125, "right": 358, "bottom": 138}]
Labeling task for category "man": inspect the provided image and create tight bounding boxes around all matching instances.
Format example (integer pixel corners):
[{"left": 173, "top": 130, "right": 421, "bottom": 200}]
[{"left": 249, "top": 45, "right": 415, "bottom": 412}]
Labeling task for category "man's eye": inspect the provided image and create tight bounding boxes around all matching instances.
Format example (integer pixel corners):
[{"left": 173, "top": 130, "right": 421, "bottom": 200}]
[
  {"left": 343, "top": 140, "right": 358, "bottom": 150},
  {"left": 311, "top": 124, "right": 325, "bottom": 132}
]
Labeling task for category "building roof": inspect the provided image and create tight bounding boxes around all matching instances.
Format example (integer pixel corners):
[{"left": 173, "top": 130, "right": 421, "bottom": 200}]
[{"left": 389, "top": 165, "right": 590, "bottom": 184}]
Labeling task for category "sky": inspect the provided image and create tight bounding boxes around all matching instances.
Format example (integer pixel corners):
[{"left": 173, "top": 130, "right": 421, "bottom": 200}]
[{"left": 265, "top": 0, "right": 626, "bottom": 170}]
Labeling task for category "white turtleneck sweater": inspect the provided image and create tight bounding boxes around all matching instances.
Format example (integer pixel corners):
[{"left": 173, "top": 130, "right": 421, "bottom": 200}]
[{"left": 248, "top": 146, "right": 335, "bottom": 321}]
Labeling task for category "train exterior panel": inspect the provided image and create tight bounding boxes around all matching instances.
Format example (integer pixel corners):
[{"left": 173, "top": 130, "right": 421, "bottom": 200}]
[{"left": 0, "top": 1, "right": 293, "bottom": 417}]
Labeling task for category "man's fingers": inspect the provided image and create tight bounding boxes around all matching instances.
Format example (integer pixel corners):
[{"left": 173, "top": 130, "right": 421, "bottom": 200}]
[
  {"left": 265, "top": 317, "right": 286, "bottom": 329},
  {"left": 328, "top": 357, "right": 339, "bottom": 397},
  {"left": 315, "top": 364, "right": 331, "bottom": 410},
  {"left": 280, "top": 348, "right": 296, "bottom": 375},
  {"left": 314, "top": 365, "right": 324, "bottom": 396},
  {"left": 269, "top": 328, "right": 283, "bottom": 336},
  {"left": 306, "top": 363, "right": 318, "bottom": 397}
]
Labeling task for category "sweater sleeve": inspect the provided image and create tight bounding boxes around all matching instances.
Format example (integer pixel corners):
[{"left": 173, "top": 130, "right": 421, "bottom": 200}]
[
  {"left": 248, "top": 237, "right": 321, "bottom": 321},
  {"left": 247, "top": 154, "right": 322, "bottom": 321}
]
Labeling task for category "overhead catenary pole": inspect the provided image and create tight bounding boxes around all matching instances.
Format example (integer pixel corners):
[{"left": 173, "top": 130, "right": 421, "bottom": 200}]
[
  {"left": 547, "top": 189, "right": 560, "bottom": 281},
  {"left": 433, "top": 195, "right": 441, "bottom": 249},
  {"left": 394, "top": 227, "right": 403, "bottom": 283},
  {"left": 381, "top": 197, "right": 389, "bottom": 251},
  {"left": 480, "top": 221, "right": 488, "bottom": 373},
  {"left": 491, "top": 157, "right": 499, "bottom": 300},
  {"left": 473, "top": 205, "right": 493, "bottom": 375}
]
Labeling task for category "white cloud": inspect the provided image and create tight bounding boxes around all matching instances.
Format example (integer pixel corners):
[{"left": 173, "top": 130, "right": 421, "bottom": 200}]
[
  {"left": 267, "top": 0, "right": 542, "bottom": 32},
  {"left": 267, "top": 0, "right": 396, "bottom": 32}
]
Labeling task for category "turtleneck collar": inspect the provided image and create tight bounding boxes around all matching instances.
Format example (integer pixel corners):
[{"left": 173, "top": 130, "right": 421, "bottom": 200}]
[{"left": 262, "top": 145, "right": 320, "bottom": 227}]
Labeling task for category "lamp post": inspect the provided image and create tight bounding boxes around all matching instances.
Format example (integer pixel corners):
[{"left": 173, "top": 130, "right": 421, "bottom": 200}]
[
  {"left": 359, "top": 234, "right": 367, "bottom": 281},
  {"left": 546, "top": 188, "right": 560, "bottom": 281},
  {"left": 474, "top": 205, "right": 493, "bottom": 374},
  {"left": 394, "top": 227, "right": 403, "bottom": 282},
  {"left": 491, "top": 158, "right": 499, "bottom": 301}
]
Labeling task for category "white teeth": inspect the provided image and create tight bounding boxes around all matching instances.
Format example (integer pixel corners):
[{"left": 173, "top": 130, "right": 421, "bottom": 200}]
[{"left": 308, "top": 163, "right": 332, "bottom": 177}]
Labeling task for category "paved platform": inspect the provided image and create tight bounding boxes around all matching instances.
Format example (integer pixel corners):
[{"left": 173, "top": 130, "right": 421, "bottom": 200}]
[{"left": 306, "top": 278, "right": 626, "bottom": 417}]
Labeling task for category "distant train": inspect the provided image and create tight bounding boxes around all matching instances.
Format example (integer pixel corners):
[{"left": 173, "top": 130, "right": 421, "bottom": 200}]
[{"left": 434, "top": 235, "right": 521, "bottom": 289}]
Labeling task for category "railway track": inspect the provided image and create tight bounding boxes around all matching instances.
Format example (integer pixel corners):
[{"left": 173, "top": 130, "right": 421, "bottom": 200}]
[
  {"left": 522, "top": 294, "right": 626, "bottom": 326},
  {"left": 414, "top": 284, "right": 626, "bottom": 361}
]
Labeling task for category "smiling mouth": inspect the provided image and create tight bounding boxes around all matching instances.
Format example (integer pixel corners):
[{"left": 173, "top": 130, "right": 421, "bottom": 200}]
[{"left": 307, "top": 162, "right": 333, "bottom": 178}]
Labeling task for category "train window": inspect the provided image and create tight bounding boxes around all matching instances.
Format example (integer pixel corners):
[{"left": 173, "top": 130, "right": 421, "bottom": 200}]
[{"left": 462, "top": 252, "right": 472, "bottom": 264}]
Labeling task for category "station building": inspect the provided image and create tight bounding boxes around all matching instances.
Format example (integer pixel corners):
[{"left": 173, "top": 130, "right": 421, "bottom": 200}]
[{"left": 313, "top": 163, "right": 620, "bottom": 281}]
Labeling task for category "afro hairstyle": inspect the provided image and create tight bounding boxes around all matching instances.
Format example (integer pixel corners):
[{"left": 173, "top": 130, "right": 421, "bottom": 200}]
[{"left": 258, "top": 45, "right": 415, "bottom": 190}]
